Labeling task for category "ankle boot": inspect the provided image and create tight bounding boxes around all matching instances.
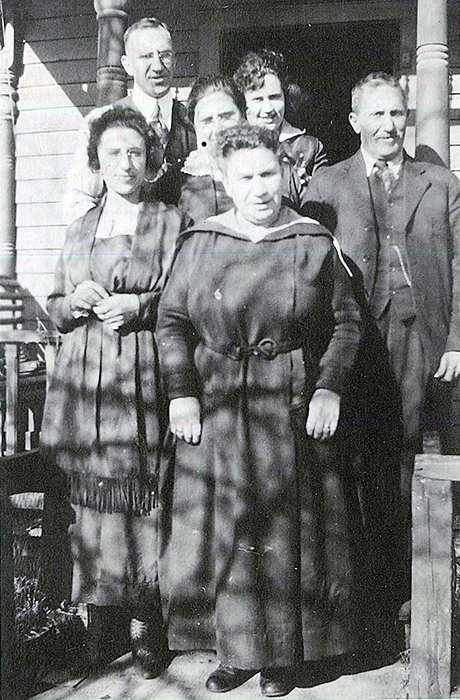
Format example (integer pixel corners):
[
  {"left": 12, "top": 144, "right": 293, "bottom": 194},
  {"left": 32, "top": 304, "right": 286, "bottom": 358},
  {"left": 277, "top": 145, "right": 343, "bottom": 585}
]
[
  {"left": 86, "top": 604, "right": 130, "bottom": 669},
  {"left": 130, "top": 609, "right": 171, "bottom": 679}
]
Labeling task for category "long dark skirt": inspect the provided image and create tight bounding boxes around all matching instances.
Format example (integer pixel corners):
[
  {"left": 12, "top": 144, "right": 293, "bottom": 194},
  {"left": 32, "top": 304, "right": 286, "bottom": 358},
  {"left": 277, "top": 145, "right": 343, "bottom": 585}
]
[{"left": 159, "top": 381, "right": 377, "bottom": 670}]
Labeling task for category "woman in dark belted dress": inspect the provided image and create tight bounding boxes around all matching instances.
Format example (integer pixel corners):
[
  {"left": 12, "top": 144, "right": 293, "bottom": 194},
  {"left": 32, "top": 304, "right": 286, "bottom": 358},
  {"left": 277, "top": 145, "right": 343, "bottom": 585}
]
[{"left": 155, "top": 124, "right": 394, "bottom": 697}]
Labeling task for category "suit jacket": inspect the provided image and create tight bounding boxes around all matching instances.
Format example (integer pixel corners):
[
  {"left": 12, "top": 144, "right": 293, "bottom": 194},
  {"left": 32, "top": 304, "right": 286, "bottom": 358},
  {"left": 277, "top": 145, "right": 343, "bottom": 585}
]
[
  {"left": 304, "top": 150, "right": 460, "bottom": 372},
  {"left": 62, "top": 95, "right": 196, "bottom": 224}
]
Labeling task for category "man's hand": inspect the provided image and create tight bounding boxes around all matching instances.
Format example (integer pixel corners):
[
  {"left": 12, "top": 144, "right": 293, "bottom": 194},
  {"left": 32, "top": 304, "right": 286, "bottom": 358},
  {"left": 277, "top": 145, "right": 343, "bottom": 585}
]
[
  {"left": 306, "top": 388, "right": 341, "bottom": 441},
  {"left": 169, "top": 397, "right": 201, "bottom": 445},
  {"left": 70, "top": 280, "right": 109, "bottom": 317},
  {"left": 93, "top": 294, "right": 140, "bottom": 330},
  {"left": 434, "top": 351, "right": 460, "bottom": 382}
]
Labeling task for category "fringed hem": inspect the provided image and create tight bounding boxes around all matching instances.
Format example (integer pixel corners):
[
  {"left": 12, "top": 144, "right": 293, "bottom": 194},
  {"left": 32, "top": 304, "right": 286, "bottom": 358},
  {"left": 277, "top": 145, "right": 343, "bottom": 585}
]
[{"left": 68, "top": 471, "right": 157, "bottom": 515}]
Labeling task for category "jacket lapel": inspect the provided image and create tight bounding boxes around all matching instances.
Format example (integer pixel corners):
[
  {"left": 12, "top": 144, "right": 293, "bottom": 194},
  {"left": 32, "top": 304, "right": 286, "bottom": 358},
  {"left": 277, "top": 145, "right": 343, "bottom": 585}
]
[
  {"left": 165, "top": 100, "right": 196, "bottom": 163},
  {"left": 345, "top": 152, "right": 375, "bottom": 226},
  {"left": 402, "top": 158, "right": 431, "bottom": 231}
]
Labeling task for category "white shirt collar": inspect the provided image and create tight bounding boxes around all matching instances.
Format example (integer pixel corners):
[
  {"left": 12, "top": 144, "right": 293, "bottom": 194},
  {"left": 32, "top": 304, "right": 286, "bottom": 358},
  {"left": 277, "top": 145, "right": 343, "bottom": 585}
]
[
  {"left": 279, "top": 120, "right": 306, "bottom": 143},
  {"left": 181, "top": 147, "right": 223, "bottom": 181},
  {"left": 96, "top": 189, "right": 140, "bottom": 239},
  {"left": 131, "top": 85, "right": 173, "bottom": 131},
  {"left": 361, "top": 147, "right": 404, "bottom": 177}
]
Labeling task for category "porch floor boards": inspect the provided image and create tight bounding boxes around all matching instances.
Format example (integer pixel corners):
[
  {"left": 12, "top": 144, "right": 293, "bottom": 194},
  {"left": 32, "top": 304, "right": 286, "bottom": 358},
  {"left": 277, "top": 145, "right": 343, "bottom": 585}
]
[{"left": 32, "top": 650, "right": 408, "bottom": 700}]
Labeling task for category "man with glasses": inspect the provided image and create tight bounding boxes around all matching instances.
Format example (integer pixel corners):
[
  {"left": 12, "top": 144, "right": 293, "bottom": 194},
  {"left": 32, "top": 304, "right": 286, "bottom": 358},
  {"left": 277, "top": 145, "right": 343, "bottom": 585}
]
[{"left": 63, "top": 17, "right": 196, "bottom": 223}]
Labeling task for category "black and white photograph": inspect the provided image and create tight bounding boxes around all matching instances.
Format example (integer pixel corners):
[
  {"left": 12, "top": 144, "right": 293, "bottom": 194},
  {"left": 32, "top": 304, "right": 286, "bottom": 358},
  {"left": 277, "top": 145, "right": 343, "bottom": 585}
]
[{"left": 1, "top": 1, "right": 460, "bottom": 699}]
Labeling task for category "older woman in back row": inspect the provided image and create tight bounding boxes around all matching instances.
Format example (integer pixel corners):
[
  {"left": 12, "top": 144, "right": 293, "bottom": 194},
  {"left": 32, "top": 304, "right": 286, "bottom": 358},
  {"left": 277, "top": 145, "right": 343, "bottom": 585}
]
[
  {"left": 156, "top": 124, "right": 387, "bottom": 697},
  {"left": 234, "top": 49, "right": 328, "bottom": 211},
  {"left": 178, "top": 75, "right": 245, "bottom": 222},
  {"left": 178, "top": 73, "right": 324, "bottom": 223}
]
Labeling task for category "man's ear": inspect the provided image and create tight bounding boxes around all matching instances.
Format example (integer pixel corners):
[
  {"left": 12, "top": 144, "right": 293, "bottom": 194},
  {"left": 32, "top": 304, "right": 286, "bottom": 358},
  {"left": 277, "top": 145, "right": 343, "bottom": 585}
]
[
  {"left": 121, "top": 54, "right": 133, "bottom": 77},
  {"left": 348, "top": 112, "right": 361, "bottom": 135}
]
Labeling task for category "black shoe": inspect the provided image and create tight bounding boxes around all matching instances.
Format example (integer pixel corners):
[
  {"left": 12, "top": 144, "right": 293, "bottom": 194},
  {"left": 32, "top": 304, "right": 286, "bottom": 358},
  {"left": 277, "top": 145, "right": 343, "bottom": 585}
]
[
  {"left": 86, "top": 604, "right": 130, "bottom": 669},
  {"left": 205, "top": 663, "right": 253, "bottom": 692},
  {"left": 130, "top": 618, "right": 172, "bottom": 679},
  {"left": 260, "top": 667, "right": 295, "bottom": 697}
]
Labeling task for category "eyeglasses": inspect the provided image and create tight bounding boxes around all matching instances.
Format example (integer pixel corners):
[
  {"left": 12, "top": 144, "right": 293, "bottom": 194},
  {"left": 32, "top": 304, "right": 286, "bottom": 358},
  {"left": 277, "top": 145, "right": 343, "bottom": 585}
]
[
  {"left": 196, "top": 112, "right": 239, "bottom": 129},
  {"left": 140, "top": 50, "right": 174, "bottom": 65}
]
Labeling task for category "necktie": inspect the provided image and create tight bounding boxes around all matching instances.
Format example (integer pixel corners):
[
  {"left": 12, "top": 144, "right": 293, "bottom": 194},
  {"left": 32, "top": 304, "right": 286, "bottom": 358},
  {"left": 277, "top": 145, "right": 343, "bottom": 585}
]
[
  {"left": 373, "top": 159, "right": 397, "bottom": 195},
  {"left": 146, "top": 103, "right": 170, "bottom": 178},
  {"left": 149, "top": 102, "right": 169, "bottom": 151}
]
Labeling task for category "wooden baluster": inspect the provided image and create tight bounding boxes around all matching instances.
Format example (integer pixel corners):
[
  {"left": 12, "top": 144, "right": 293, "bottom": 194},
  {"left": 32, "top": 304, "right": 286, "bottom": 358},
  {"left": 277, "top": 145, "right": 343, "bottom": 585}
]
[
  {"left": 94, "top": 0, "right": 130, "bottom": 106},
  {"left": 4, "top": 341, "right": 18, "bottom": 455}
]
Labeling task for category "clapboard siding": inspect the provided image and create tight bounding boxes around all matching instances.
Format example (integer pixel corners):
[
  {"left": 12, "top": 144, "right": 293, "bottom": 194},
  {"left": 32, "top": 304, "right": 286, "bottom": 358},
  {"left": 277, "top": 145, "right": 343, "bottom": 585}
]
[
  {"left": 16, "top": 107, "right": 92, "bottom": 134},
  {"left": 19, "top": 60, "right": 98, "bottom": 88},
  {"left": 23, "top": 38, "right": 97, "bottom": 64},
  {"left": 16, "top": 179, "right": 65, "bottom": 205},
  {"left": 18, "top": 83, "right": 98, "bottom": 111},
  {"left": 451, "top": 124, "right": 460, "bottom": 145},
  {"left": 134, "top": 2, "right": 210, "bottom": 30},
  {"left": 451, "top": 146, "right": 460, "bottom": 171},
  {"left": 16, "top": 251, "right": 61, "bottom": 276},
  {"left": 16, "top": 155, "right": 74, "bottom": 181},
  {"left": 16, "top": 203, "right": 66, "bottom": 229},
  {"left": 16, "top": 0, "right": 97, "bottom": 319},
  {"left": 29, "top": 0, "right": 95, "bottom": 20},
  {"left": 26, "top": 16, "right": 98, "bottom": 42},
  {"left": 16, "top": 131, "right": 78, "bottom": 158},
  {"left": 16, "top": 227, "right": 67, "bottom": 251}
]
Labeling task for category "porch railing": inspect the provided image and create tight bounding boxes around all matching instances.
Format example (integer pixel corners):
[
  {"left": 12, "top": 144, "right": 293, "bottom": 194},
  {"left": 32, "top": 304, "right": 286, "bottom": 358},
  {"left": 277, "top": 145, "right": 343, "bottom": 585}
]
[
  {"left": 409, "top": 454, "right": 460, "bottom": 699},
  {"left": 0, "top": 329, "right": 60, "bottom": 700}
]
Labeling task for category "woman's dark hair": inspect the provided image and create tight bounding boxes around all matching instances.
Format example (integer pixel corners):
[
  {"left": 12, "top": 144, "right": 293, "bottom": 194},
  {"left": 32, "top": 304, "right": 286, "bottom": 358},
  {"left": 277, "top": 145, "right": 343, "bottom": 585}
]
[
  {"left": 186, "top": 75, "right": 246, "bottom": 124},
  {"left": 233, "top": 49, "right": 290, "bottom": 95},
  {"left": 217, "top": 122, "right": 281, "bottom": 161},
  {"left": 87, "top": 106, "right": 157, "bottom": 172}
]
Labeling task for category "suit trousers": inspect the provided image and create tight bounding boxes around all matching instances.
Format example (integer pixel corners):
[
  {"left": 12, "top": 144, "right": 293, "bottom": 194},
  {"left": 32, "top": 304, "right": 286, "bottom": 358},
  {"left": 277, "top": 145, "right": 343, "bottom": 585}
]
[
  {"left": 377, "top": 303, "right": 460, "bottom": 569},
  {"left": 376, "top": 303, "right": 457, "bottom": 450}
]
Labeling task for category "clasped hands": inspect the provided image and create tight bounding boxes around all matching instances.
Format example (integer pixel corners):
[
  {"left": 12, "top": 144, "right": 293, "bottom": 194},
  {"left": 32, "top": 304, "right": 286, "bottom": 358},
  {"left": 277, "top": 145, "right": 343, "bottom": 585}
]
[
  {"left": 70, "top": 280, "right": 139, "bottom": 331},
  {"left": 169, "top": 388, "right": 340, "bottom": 445}
]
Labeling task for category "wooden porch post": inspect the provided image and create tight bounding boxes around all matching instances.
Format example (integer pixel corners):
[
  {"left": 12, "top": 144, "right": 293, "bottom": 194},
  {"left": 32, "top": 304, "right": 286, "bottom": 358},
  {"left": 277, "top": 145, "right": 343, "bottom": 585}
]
[
  {"left": 416, "top": 0, "right": 450, "bottom": 166},
  {"left": 94, "top": 0, "right": 131, "bottom": 106},
  {"left": 0, "top": 18, "right": 19, "bottom": 278}
]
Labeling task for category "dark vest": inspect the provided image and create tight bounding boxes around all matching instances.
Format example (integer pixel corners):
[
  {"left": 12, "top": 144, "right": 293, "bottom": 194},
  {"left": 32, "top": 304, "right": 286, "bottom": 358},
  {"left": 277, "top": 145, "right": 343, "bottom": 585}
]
[{"left": 368, "top": 167, "right": 416, "bottom": 320}]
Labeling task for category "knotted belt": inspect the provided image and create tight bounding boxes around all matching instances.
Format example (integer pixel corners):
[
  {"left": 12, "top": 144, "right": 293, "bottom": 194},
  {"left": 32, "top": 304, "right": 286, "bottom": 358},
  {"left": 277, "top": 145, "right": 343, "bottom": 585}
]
[{"left": 205, "top": 337, "right": 302, "bottom": 361}]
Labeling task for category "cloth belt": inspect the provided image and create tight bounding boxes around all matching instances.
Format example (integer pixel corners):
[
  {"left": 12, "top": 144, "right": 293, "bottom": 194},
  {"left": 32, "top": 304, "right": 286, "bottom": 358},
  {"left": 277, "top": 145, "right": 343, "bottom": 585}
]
[{"left": 205, "top": 337, "right": 302, "bottom": 361}]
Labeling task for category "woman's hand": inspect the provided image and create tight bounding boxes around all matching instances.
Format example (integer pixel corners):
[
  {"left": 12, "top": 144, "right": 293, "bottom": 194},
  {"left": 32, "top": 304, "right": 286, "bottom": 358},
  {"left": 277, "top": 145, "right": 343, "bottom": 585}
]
[
  {"left": 169, "top": 397, "right": 201, "bottom": 445},
  {"left": 93, "top": 294, "right": 140, "bottom": 330},
  {"left": 70, "top": 280, "right": 109, "bottom": 316},
  {"left": 306, "top": 388, "right": 341, "bottom": 441}
]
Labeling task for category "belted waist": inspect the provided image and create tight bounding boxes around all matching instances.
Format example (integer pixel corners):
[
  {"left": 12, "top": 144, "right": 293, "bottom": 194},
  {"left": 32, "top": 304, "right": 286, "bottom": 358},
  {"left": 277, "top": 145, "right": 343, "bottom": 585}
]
[{"left": 205, "top": 337, "right": 303, "bottom": 361}]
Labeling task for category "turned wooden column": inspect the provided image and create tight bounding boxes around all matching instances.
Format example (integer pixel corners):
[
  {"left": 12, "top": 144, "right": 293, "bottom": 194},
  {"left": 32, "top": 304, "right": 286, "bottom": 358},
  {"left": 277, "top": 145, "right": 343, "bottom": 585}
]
[
  {"left": 0, "top": 21, "right": 18, "bottom": 279},
  {"left": 416, "top": 0, "right": 450, "bottom": 166},
  {"left": 94, "top": 0, "right": 131, "bottom": 106}
]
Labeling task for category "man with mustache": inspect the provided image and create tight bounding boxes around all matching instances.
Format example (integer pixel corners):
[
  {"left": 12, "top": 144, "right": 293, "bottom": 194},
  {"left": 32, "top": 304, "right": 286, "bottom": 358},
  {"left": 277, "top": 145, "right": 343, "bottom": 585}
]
[
  {"left": 305, "top": 71, "right": 460, "bottom": 588},
  {"left": 63, "top": 17, "right": 196, "bottom": 223}
]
